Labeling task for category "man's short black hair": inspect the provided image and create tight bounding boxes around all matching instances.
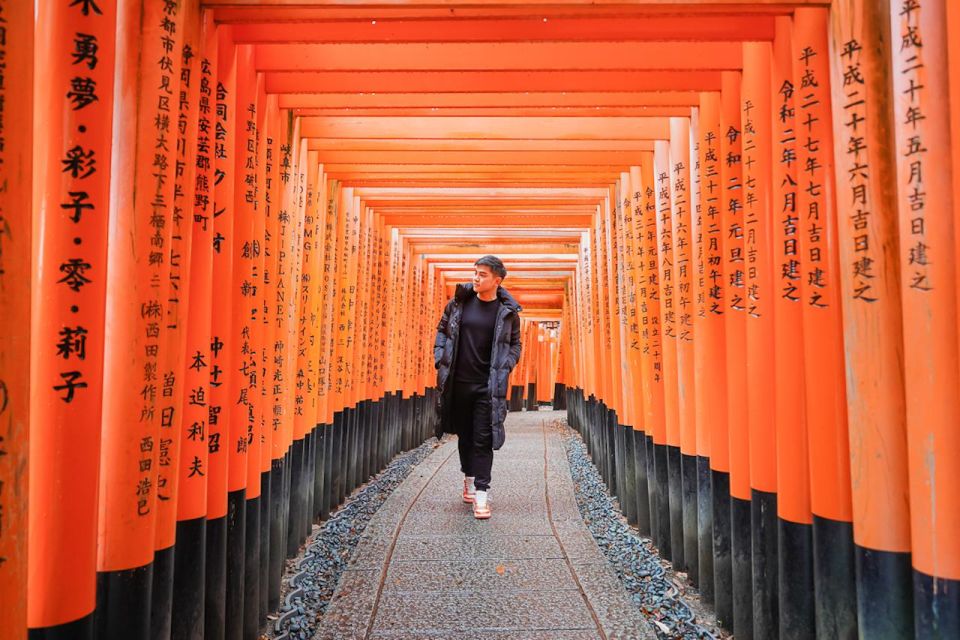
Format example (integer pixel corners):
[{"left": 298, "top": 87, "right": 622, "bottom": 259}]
[{"left": 475, "top": 255, "right": 507, "bottom": 279}]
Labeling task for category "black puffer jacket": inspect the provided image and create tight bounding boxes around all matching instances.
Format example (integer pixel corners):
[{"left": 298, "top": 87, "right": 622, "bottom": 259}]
[{"left": 433, "top": 284, "right": 522, "bottom": 450}]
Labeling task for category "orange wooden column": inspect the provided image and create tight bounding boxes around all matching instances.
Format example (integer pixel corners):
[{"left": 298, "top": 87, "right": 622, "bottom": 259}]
[
  {"left": 592, "top": 207, "right": 614, "bottom": 484},
  {"left": 96, "top": 0, "right": 184, "bottom": 634},
  {"left": 315, "top": 179, "right": 337, "bottom": 432},
  {"left": 741, "top": 40, "right": 778, "bottom": 638},
  {"left": 172, "top": 9, "right": 217, "bottom": 636},
  {"left": 583, "top": 227, "right": 600, "bottom": 459},
  {"left": 539, "top": 327, "right": 552, "bottom": 402},
  {"left": 329, "top": 184, "right": 354, "bottom": 506},
  {"left": 342, "top": 192, "right": 361, "bottom": 416},
  {"left": 626, "top": 166, "right": 651, "bottom": 535},
  {"left": 889, "top": 1, "right": 960, "bottom": 635},
  {"left": 952, "top": 0, "right": 960, "bottom": 335},
  {"left": 286, "top": 136, "right": 315, "bottom": 549},
  {"left": 573, "top": 248, "right": 589, "bottom": 409},
  {"left": 352, "top": 202, "right": 370, "bottom": 422},
  {"left": 385, "top": 227, "right": 401, "bottom": 412},
  {"left": 304, "top": 162, "right": 326, "bottom": 536},
  {"left": 583, "top": 230, "right": 600, "bottom": 408},
  {"left": 253, "top": 78, "right": 272, "bottom": 625},
  {"left": 694, "top": 91, "right": 725, "bottom": 609},
  {"left": 639, "top": 151, "right": 669, "bottom": 559},
  {"left": 205, "top": 26, "right": 237, "bottom": 639},
  {"left": 289, "top": 150, "right": 320, "bottom": 560},
  {"left": 602, "top": 186, "right": 625, "bottom": 503},
  {"left": 593, "top": 202, "right": 613, "bottom": 416},
  {"left": 769, "top": 16, "right": 816, "bottom": 639},
  {"left": 343, "top": 189, "right": 364, "bottom": 482},
  {"left": 616, "top": 170, "right": 643, "bottom": 529},
  {"left": 29, "top": 1, "right": 116, "bottom": 634},
  {"left": 154, "top": 3, "right": 203, "bottom": 636},
  {"left": 719, "top": 69, "right": 746, "bottom": 635},
  {"left": 259, "top": 93, "right": 284, "bottom": 610},
  {"left": 315, "top": 179, "right": 341, "bottom": 522},
  {"left": 267, "top": 112, "right": 303, "bottom": 606},
  {"left": 0, "top": 1, "right": 31, "bottom": 637},
  {"left": 346, "top": 193, "right": 368, "bottom": 486},
  {"left": 238, "top": 61, "right": 266, "bottom": 638},
  {"left": 829, "top": 2, "right": 915, "bottom": 637},
  {"left": 792, "top": 9, "right": 857, "bottom": 638},
  {"left": 670, "top": 117, "right": 698, "bottom": 581},
  {"left": 617, "top": 172, "right": 636, "bottom": 422},
  {"left": 604, "top": 186, "right": 625, "bottom": 427},
  {"left": 220, "top": 42, "right": 256, "bottom": 638},
  {"left": 655, "top": 139, "right": 682, "bottom": 567},
  {"left": 368, "top": 214, "right": 386, "bottom": 420}
]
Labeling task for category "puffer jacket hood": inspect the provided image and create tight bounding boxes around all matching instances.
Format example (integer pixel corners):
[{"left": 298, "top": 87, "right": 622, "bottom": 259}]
[{"left": 433, "top": 283, "right": 522, "bottom": 450}]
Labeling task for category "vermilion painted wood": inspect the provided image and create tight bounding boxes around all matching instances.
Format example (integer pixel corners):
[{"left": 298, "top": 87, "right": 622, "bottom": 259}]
[
  {"left": 208, "top": 2, "right": 818, "bottom": 22},
  {"left": 889, "top": 0, "right": 960, "bottom": 585},
  {"left": 741, "top": 41, "right": 776, "bottom": 495},
  {"left": 655, "top": 140, "right": 680, "bottom": 450},
  {"left": 230, "top": 15, "right": 775, "bottom": 44},
  {"left": 770, "top": 15, "right": 810, "bottom": 528},
  {"left": 0, "top": 1, "right": 32, "bottom": 634},
  {"left": 253, "top": 42, "right": 743, "bottom": 71},
  {"left": 157, "top": 0, "right": 203, "bottom": 550},
  {"left": 97, "top": 0, "right": 185, "bottom": 574},
  {"left": 177, "top": 5, "right": 217, "bottom": 526},
  {"left": 208, "top": 27, "right": 238, "bottom": 522},
  {"left": 282, "top": 92, "right": 701, "bottom": 109},
  {"left": 829, "top": 0, "right": 910, "bottom": 556},
  {"left": 792, "top": 7, "right": 852, "bottom": 526},
  {"left": 638, "top": 153, "right": 667, "bottom": 448},
  {"left": 227, "top": 42, "right": 256, "bottom": 495},
  {"left": 670, "top": 118, "right": 696, "bottom": 458},
  {"left": 266, "top": 70, "right": 723, "bottom": 94}
]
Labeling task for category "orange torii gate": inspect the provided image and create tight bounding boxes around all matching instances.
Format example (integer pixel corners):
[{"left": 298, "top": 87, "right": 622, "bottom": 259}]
[{"left": 2, "top": 2, "right": 960, "bottom": 640}]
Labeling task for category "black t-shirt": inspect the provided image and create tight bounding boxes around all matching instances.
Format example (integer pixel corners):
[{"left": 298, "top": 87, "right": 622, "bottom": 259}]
[{"left": 455, "top": 295, "right": 500, "bottom": 383}]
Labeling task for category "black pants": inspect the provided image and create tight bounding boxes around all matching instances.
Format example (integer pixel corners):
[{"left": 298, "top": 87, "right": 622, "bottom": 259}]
[{"left": 452, "top": 380, "right": 494, "bottom": 491}]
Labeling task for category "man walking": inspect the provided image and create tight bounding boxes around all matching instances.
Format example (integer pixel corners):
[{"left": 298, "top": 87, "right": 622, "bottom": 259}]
[{"left": 434, "top": 256, "right": 522, "bottom": 519}]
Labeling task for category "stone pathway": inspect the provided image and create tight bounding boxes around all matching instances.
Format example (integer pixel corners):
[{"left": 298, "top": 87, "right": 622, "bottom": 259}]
[{"left": 313, "top": 410, "right": 655, "bottom": 640}]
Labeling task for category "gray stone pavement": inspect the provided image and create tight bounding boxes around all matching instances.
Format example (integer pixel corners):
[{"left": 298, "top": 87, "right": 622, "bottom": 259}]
[{"left": 313, "top": 410, "right": 655, "bottom": 640}]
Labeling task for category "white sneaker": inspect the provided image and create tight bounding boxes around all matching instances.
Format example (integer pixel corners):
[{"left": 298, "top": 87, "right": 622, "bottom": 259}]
[
  {"left": 473, "top": 490, "right": 491, "bottom": 519},
  {"left": 462, "top": 476, "right": 476, "bottom": 503}
]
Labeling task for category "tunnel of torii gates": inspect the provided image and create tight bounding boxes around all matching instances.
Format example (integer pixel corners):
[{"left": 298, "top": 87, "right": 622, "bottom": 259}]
[{"left": 1, "top": 0, "right": 960, "bottom": 639}]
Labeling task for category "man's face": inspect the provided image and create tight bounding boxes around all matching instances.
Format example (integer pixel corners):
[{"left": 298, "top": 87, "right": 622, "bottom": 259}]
[{"left": 473, "top": 264, "right": 501, "bottom": 295}]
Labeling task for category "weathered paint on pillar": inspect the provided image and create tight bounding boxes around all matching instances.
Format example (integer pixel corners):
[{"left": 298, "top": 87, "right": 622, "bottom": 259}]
[
  {"left": 0, "top": 0, "right": 31, "bottom": 635},
  {"left": 793, "top": 8, "right": 857, "bottom": 638},
  {"left": 889, "top": 0, "right": 960, "bottom": 635},
  {"left": 829, "top": 1, "right": 915, "bottom": 637}
]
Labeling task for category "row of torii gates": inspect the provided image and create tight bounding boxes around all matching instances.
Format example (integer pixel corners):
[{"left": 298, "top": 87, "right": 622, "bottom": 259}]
[{"left": 0, "top": 1, "right": 958, "bottom": 639}]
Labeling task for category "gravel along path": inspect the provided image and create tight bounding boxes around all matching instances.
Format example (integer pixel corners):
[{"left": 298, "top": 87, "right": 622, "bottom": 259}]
[
  {"left": 554, "top": 418, "right": 726, "bottom": 640},
  {"left": 267, "top": 410, "right": 724, "bottom": 640},
  {"left": 266, "top": 436, "right": 444, "bottom": 640}
]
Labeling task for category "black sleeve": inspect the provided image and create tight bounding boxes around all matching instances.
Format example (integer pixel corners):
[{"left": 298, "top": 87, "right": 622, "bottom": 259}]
[
  {"left": 433, "top": 299, "right": 453, "bottom": 369},
  {"left": 506, "top": 314, "right": 522, "bottom": 371}
]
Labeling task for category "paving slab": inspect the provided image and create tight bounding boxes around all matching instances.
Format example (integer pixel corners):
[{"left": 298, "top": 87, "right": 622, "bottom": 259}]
[{"left": 312, "top": 410, "right": 656, "bottom": 640}]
